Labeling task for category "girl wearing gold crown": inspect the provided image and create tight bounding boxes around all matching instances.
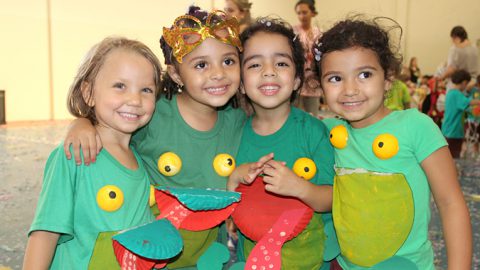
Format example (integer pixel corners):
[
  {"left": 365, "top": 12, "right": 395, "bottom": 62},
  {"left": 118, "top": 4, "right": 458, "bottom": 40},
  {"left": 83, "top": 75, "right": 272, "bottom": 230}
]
[{"left": 62, "top": 6, "right": 246, "bottom": 269}]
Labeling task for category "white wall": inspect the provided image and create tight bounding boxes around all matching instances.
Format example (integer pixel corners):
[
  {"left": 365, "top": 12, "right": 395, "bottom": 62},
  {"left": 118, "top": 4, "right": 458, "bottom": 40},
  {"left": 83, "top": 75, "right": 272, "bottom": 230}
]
[
  {"left": 1, "top": 0, "right": 479, "bottom": 122},
  {"left": 0, "top": 1, "right": 50, "bottom": 121},
  {"left": 0, "top": 0, "right": 213, "bottom": 122},
  {"left": 404, "top": 0, "right": 480, "bottom": 74},
  {"left": 48, "top": 0, "right": 214, "bottom": 124}
]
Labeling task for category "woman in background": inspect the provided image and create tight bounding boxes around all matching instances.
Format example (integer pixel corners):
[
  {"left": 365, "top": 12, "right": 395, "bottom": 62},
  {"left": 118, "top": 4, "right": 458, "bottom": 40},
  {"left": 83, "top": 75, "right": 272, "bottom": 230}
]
[
  {"left": 224, "top": 0, "right": 253, "bottom": 34},
  {"left": 293, "top": 0, "right": 323, "bottom": 117},
  {"left": 439, "top": 26, "right": 478, "bottom": 90}
]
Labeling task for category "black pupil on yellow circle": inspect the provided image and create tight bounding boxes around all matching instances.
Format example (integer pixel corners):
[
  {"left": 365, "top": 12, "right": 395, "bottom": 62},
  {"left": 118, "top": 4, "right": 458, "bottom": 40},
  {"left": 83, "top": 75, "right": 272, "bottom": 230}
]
[
  {"left": 304, "top": 167, "right": 309, "bottom": 173},
  {"left": 165, "top": 166, "right": 171, "bottom": 172},
  {"left": 378, "top": 142, "right": 384, "bottom": 148},
  {"left": 227, "top": 158, "right": 233, "bottom": 166},
  {"left": 109, "top": 191, "right": 116, "bottom": 199},
  {"left": 330, "top": 134, "right": 333, "bottom": 139}
]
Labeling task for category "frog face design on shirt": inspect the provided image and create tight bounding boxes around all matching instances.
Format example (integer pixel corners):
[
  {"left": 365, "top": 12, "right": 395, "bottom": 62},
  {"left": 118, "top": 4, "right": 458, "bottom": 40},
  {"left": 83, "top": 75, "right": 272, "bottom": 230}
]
[
  {"left": 157, "top": 152, "right": 236, "bottom": 178},
  {"left": 158, "top": 152, "right": 183, "bottom": 176},
  {"left": 212, "top": 154, "right": 236, "bottom": 177},
  {"left": 89, "top": 184, "right": 172, "bottom": 268},
  {"left": 292, "top": 157, "right": 317, "bottom": 180},
  {"left": 329, "top": 125, "right": 415, "bottom": 268},
  {"left": 96, "top": 185, "right": 124, "bottom": 212}
]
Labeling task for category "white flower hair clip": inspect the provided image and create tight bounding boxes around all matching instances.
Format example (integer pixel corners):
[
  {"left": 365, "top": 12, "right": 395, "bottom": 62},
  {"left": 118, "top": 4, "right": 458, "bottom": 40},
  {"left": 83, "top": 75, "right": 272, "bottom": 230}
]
[
  {"left": 313, "top": 41, "right": 323, "bottom": 61},
  {"left": 259, "top": 18, "right": 272, "bottom": 27},
  {"left": 314, "top": 46, "right": 322, "bottom": 61}
]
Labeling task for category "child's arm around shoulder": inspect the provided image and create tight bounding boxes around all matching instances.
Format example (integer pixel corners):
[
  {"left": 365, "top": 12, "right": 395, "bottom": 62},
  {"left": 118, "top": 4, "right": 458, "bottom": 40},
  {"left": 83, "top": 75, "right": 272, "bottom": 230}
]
[
  {"left": 421, "top": 147, "right": 472, "bottom": 270},
  {"left": 63, "top": 118, "right": 101, "bottom": 166},
  {"left": 23, "top": 231, "right": 60, "bottom": 270}
]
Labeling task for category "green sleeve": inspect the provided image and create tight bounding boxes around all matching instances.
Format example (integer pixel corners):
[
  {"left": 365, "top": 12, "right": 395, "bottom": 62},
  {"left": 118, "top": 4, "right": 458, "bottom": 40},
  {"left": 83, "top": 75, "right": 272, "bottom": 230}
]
[
  {"left": 311, "top": 120, "right": 335, "bottom": 186},
  {"left": 409, "top": 111, "right": 447, "bottom": 162},
  {"left": 29, "top": 145, "right": 77, "bottom": 244}
]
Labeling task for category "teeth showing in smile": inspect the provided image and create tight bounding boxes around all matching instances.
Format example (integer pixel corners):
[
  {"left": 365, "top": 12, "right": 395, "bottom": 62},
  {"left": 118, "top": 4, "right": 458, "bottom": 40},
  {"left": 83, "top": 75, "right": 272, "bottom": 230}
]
[
  {"left": 259, "top": 85, "right": 280, "bottom": 95},
  {"left": 119, "top": 112, "right": 140, "bottom": 120},
  {"left": 342, "top": 101, "right": 363, "bottom": 106},
  {"left": 205, "top": 86, "right": 228, "bottom": 94}
]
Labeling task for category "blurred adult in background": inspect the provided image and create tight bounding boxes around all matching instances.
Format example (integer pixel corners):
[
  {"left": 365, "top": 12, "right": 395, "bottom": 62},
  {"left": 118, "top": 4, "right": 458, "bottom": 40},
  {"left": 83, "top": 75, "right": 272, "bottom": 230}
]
[
  {"left": 293, "top": 0, "right": 323, "bottom": 117},
  {"left": 439, "top": 26, "right": 478, "bottom": 90},
  {"left": 224, "top": 0, "right": 253, "bottom": 34},
  {"left": 408, "top": 57, "right": 421, "bottom": 84}
]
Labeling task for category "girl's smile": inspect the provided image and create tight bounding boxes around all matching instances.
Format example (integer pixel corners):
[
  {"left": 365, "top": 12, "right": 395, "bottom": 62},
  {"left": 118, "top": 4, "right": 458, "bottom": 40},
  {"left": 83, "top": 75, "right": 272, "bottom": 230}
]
[
  {"left": 89, "top": 49, "right": 156, "bottom": 136},
  {"left": 241, "top": 31, "right": 300, "bottom": 111},
  {"left": 172, "top": 37, "right": 240, "bottom": 110},
  {"left": 320, "top": 46, "right": 391, "bottom": 128},
  {"left": 258, "top": 83, "right": 282, "bottom": 96}
]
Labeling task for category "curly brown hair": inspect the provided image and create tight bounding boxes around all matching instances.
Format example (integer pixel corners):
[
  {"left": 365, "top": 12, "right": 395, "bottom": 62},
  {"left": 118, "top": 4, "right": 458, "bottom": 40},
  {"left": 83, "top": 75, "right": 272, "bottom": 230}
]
[{"left": 312, "top": 16, "right": 402, "bottom": 82}]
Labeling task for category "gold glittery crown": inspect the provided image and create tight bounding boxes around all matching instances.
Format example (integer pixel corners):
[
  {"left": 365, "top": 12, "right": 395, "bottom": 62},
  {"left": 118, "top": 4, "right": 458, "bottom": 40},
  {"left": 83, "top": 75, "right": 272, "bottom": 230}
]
[{"left": 162, "top": 10, "right": 243, "bottom": 63}]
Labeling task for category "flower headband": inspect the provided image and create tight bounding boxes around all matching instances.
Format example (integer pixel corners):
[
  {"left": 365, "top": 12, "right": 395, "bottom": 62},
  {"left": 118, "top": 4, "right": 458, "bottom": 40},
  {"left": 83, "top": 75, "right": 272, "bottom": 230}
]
[{"left": 162, "top": 10, "right": 243, "bottom": 63}]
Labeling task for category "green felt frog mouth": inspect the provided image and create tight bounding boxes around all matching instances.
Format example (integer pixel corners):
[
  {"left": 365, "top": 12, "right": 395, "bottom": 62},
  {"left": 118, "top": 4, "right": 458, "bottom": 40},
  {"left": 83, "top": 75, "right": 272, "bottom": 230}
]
[{"left": 333, "top": 170, "right": 414, "bottom": 267}]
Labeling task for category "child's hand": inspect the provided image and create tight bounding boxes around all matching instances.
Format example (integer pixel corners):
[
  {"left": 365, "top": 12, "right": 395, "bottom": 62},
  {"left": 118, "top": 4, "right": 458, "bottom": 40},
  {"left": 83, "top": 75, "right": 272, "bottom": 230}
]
[
  {"left": 63, "top": 118, "right": 102, "bottom": 166},
  {"left": 227, "top": 153, "right": 274, "bottom": 191},
  {"left": 244, "top": 153, "right": 275, "bottom": 184},
  {"left": 262, "top": 160, "right": 305, "bottom": 198}
]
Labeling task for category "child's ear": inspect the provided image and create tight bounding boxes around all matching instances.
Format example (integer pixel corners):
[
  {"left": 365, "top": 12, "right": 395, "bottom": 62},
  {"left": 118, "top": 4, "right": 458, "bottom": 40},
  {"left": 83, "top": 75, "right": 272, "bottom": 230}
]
[
  {"left": 80, "top": 81, "right": 95, "bottom": 107},
  {"left": 293, "top": 77, "right": 301, "bottom": 91},
  {"left": 167, "top": 65, "right": 184, "bottom": 86}
]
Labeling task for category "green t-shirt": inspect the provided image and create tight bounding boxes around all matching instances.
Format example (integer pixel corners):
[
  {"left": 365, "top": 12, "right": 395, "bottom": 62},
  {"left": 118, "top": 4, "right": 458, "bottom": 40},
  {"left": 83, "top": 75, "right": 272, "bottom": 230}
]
[
  {"left": 384, "top": 80, "right": 411, "bottom": 111},
  {"left": 29, "top": 145, "right": 154, "bottom": 270},
  {"left": 236, "top": 107, "right": 336, "bottom": 270},
  {"left": 131, "top": 95, "right": 246, "bottom": 269},
  {"left": 132, "top": 94, "right": 246, "bottom": 189},
  {"left": 441, "top": 88, "right": 471, "bottom": 138},
  {"left": 323, "top": 109, "right": 447, "bottom": 270}
]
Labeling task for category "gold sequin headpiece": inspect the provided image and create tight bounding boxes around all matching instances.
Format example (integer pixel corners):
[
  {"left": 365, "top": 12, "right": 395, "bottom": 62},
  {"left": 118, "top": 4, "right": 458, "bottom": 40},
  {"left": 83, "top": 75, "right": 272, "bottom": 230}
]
[{"left": 162, "top": 10, "right": 243, "bottom": 63}]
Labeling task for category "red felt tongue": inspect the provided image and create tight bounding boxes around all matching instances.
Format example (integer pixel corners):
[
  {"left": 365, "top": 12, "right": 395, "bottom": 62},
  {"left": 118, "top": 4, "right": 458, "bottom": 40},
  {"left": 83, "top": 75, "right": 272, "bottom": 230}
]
[
  {"left": 232, "top": 176, "right": 313, "bottom": 242},
  {"left": 245, "top": 208, "right": 308, "bottom": 270},
  {"left": 156, "top": 195, "right": 192, "bottom": 228}
]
